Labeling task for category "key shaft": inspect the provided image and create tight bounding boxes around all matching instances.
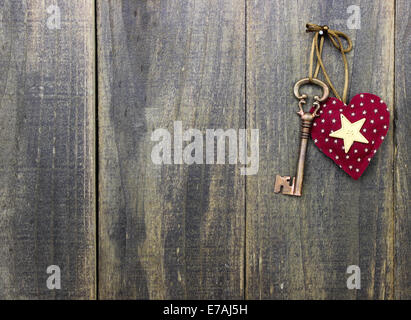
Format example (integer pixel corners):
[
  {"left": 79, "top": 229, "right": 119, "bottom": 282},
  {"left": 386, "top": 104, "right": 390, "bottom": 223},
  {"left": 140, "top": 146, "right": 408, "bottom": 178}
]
[
  {"left": 294, "top": 114, "right": 313, "bottom": 196},
  {"left": 274, "top": 112, "right": 314, "bottom": 196}
]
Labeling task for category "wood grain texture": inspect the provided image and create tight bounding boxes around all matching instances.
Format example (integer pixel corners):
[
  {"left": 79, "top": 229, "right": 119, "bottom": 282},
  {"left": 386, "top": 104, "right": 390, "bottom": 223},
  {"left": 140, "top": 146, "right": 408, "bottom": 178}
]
[
  {"left": 394, "top": 0, "right": 411, "bottom": 300},
  {"left": 0, "top": 0, "right": 95, "bottom": 299},
  {"left": 246, "top": 0, "right": 395, "bottom": 299},
  {"left": 97, "top": 0, "right": 245, "bottom": 299},
  {"left": 0, "top": 0, "right": 405, "bottom": 300}
]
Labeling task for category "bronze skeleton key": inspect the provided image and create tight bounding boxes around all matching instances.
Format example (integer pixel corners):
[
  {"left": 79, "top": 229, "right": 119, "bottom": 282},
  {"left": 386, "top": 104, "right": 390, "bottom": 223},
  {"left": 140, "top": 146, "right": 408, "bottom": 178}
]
[{"left": 274, "top": 78, "right": 329, "bottom": 196}]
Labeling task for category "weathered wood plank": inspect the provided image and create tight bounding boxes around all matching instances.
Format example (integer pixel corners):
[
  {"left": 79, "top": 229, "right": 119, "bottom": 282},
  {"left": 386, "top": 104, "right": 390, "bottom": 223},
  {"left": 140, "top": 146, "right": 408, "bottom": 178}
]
[
  {"left": 246, "top": 0, "right": 395, "bottom": 299},
  {"left": 0, "top": 0, "right": 95, "bottom": 299},
  {"left": 97, "top": 0, "right": 245, "bottom": 299},
  {"left": 394, "top": 0, "right": 411, "bottom": 300}
]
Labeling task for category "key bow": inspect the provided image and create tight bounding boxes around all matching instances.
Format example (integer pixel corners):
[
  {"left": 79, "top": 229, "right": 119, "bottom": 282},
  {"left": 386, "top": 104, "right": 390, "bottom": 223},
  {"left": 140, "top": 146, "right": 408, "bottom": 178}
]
[{"left": 294, "top": 78, "right": 329, "bottom": 118}]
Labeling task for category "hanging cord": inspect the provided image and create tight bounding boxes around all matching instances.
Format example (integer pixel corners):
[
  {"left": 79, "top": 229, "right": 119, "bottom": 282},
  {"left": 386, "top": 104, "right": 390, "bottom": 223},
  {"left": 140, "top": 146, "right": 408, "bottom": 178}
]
[{"left": 306, "top": 23, "right": 353, "bottom": 104}]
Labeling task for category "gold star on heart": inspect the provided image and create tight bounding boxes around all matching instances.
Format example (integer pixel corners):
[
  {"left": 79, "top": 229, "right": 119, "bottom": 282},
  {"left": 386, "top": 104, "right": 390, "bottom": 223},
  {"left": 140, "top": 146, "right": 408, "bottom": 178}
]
[{"left": 329, "top": 114, "right": 369, "bottom": 153}]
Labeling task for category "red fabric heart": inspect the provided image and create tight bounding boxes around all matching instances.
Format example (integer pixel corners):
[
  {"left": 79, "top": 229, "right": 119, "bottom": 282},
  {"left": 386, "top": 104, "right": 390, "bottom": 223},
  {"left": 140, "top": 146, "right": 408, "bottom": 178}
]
[{"left": 310, "top": 93, "right": 389, "bottom": 179}]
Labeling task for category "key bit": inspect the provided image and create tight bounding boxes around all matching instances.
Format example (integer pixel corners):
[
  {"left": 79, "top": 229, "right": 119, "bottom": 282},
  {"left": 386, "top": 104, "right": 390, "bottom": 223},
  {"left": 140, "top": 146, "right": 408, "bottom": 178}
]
[{"left": 274, "top": 175, "right": 295, "bottom": 195}]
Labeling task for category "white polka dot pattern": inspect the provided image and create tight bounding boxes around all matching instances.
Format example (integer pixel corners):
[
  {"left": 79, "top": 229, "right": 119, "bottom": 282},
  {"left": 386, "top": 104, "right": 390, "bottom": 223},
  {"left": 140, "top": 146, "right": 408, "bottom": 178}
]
[{"left": 310, "top": 93, "right": 390, "bottom": 179}]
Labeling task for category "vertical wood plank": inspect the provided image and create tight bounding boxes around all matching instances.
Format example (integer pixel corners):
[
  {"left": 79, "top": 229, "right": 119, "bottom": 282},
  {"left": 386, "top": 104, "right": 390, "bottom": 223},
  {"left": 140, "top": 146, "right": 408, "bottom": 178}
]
[
  {"left": 0, "top": 0, "right": 95, "bottom": 299},
  {"left": 246, "top": 0, "right": 394, "bottom": 299},
  {"left": 97, "top": 0, "right": 245, "bottom": 299},
  {"left": 394, "top": 0, "right": 411, "bottom": 300}
]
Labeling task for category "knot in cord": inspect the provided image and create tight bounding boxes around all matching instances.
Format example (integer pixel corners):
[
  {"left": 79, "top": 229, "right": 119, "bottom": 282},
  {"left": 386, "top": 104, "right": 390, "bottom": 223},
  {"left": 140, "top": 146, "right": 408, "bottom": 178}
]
[{"left": 305, "top": 23, "right": 353, "bottom": 104}]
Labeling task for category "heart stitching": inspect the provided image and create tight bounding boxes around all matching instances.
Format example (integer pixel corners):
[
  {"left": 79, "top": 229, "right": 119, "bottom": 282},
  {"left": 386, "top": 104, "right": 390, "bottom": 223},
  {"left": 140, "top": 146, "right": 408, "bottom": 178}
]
[{"left": 310, "top": 93, "right": 390, "bottom": 180}]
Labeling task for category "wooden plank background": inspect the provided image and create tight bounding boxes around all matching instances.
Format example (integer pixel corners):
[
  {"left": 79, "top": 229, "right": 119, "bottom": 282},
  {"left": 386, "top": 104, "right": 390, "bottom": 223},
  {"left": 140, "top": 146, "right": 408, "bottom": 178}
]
[
  {"left": 0, "top": 0, "right": 95, "bottom": 299},
  {"left": 246, "top": 0, "right": 395, "bottom": 299},
  {"left": 97, "top": 0, "right": 245, "bottom": 299},
  {"left": 0, "top": 0, "right": 408, "bottom": 299},
  {"left": 394, "top": 0, "right": 411, "bottom": 299}
]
